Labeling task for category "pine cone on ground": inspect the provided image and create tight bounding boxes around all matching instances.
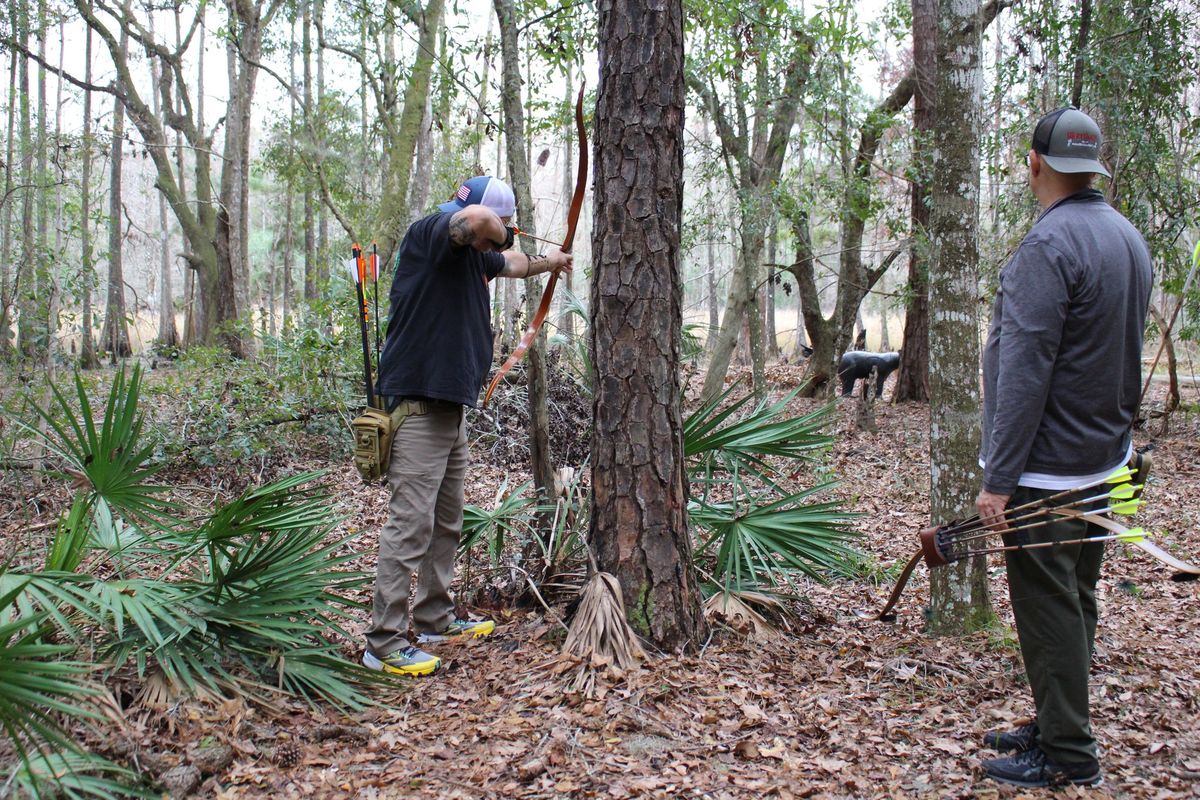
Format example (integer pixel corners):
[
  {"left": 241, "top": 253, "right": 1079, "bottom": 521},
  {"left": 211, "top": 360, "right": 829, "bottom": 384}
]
[{"left": 273, "top": 740, "right": 303, "bottom": 768}]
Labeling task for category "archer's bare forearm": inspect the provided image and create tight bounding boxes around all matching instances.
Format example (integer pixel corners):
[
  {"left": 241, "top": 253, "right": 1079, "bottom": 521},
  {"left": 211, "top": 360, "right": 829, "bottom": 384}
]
[{"left": 499, "top": 250, "right": 573, "bottom": 279}]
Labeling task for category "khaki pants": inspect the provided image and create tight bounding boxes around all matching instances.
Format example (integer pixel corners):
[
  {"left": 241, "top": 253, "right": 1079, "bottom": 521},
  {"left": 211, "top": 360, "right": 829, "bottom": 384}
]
[
  {"left": 366, "top": 406, "right": 467, "bottom": 657},
  {"left": 1003, "top": 485, "right": 1106, "bottom": 765}
]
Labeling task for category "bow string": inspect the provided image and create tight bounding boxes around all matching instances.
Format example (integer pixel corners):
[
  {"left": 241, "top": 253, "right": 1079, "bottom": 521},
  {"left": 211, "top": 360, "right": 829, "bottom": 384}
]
[{"left": 482, "top": 84, "right": 588, "bottom": 408}]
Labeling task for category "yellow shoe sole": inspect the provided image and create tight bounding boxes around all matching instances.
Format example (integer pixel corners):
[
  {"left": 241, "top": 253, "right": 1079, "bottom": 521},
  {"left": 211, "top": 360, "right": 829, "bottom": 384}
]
[
  {"left": 465, "top": 620, "right": 495, "bottom": 638},
  {"left": 363, "top": 650, "right": 441, "bottom": 676},
  {"left": 380, "top": 658, "right": 440, "bottom": 677}
]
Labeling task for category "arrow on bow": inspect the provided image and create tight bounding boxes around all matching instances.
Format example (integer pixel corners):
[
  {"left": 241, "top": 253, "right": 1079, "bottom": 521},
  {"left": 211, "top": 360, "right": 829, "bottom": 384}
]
[
  {"left": 857, "top": 455, "right": 1198, "bottom": 622},
  {"left": 482, "top": 84, "right": 588, "bottom": 408}
]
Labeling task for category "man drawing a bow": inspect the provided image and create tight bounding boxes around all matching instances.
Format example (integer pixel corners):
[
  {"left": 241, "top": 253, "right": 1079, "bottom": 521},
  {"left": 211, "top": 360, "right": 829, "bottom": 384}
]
[{"left": 361, "top": 176, "right": 573, "bottom": 677}]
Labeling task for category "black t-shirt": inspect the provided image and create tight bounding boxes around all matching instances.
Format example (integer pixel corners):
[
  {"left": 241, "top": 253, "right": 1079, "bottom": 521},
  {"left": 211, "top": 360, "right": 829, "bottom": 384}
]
[{"left": 376, "top": 212, "right": 505, "bottom": 407}]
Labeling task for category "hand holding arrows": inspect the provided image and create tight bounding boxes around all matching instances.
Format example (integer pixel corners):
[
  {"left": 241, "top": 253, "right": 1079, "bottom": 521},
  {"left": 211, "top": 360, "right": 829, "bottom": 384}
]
[{"left": 859, "top": 456, "right": 1198, "bottom": 622}]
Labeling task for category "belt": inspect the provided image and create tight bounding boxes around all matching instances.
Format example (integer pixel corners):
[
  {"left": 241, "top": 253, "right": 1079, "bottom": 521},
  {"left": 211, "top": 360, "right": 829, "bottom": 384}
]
[{"left": 385, "top": 396, "right": 461, "bottom": 416}]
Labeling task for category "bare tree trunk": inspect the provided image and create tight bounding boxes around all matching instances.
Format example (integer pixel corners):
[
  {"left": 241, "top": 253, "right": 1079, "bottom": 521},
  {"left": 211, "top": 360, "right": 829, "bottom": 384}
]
[
  {"left": 765, "top": 222, "right": 779, "bottom": 360},
  {"left": 927, "top": 0, "right": 991, "bottom": 635},
  {"left": 34, "top": 0, "right": 51, "bottom": 359},
  {"left": 1070, "top": 0, "right": 1093, "bottom": 109},
  {"left": 557, "top": 67, "right": 576, "bottom": 342},
  {"left": 407, "top": 69, "right": 435, "bottom": 222},
  {"left": 283, "top": 13, "right": 296, "bottom": 330},
  {"left": 15, "top": 0, "right": 40, "bottom": 360},
  {"left": 176, "top": 5, "right": 196, "bottom": 346},
  {"left": 302, "top": 0, "right": 316, "bottom": 303},
  {"left": 315, "top": 0, "right": 327, "bottom": 276},
  {"left": 50, "top": 18, "right": 63, "bottom": 362},
  {"left": 494, "top": 0, "right": 555, "bottom": 501},
  {"left": 591, "top": 0, "right": 706, "bottom": 651},
  {"left": 373, "top": 0, "right": 444, "bottom": 263},
  {"left": 0, "top": 32, "right": 16, "bottom": 355},
  {"left": 225, "top": 37, "right": 249, "bottom": 331},
  {"left": 100, "top": 29, "right": 132, "bottom": 361},
  {"left": 894, "top": 0, "right": 935, "bottom": 403},
  {"left": 150, "top": 11, "right": 177, "bottom": 351}
]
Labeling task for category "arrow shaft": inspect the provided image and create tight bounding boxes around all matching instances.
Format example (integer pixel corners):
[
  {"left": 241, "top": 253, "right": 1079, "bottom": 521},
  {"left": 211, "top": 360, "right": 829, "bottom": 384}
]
[
  {"left": 947, "top": 493, "right": 1140, "bottom": 546},
  {"left": 962, "top": 531, "right": 1135, "bottom": 558}
]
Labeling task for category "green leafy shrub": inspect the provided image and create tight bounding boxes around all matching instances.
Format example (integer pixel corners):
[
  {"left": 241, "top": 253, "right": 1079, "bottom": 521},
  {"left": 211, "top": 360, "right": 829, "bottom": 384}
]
[{"left": 5, "top": 366, "right": 384, "bottom": 795}]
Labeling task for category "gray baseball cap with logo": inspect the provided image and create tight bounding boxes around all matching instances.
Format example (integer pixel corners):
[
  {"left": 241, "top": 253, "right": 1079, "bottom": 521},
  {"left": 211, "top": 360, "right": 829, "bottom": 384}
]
[{"left": 1032, "top": 106, "right": 1111, "bottom": 178}]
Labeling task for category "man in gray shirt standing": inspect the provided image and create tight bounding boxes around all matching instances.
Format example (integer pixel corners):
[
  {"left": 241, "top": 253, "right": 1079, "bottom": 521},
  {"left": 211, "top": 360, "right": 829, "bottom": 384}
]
[{"left": 975, "top": 107, "right": 1152, "bottom": 788}]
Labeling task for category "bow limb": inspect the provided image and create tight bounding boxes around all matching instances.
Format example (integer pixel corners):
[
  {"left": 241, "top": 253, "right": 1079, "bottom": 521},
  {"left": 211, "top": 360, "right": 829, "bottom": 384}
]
[
  {"left": 482, "top": 85, "right": 588, "bottom": 407},
  {"left": 1072, "top": 511, "right": 1200, "bottom": 581},
  {"left": 854, "top": 548, "right": 924, "bottom": 621}
]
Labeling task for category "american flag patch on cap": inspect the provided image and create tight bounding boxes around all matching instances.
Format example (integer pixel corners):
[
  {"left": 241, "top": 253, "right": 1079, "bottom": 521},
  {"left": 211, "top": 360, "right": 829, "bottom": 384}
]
[{"left": 455, "top": 183, "right": 471, "bottom": 202}]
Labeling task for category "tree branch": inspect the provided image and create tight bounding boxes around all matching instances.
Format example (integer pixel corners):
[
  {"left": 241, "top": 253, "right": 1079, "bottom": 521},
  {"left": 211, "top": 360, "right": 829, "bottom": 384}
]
[{"left": 0, "top": 37, "right": 121, "bottom": 98}]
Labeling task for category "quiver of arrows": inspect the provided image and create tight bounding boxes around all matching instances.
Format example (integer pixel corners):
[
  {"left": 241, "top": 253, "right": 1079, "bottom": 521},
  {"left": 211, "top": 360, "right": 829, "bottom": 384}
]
[{"left": 920, "top": 447, "right": 1155, "bottom": 569}]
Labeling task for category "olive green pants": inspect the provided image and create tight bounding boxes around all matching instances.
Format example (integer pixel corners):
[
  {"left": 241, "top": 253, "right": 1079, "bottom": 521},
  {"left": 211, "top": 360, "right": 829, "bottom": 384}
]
[
  {"left": 365, "top": 406, "right": 467, "bottom": 657},
  {"left": 1003, "top": 486, "right": 1106, "bottom": 765}
]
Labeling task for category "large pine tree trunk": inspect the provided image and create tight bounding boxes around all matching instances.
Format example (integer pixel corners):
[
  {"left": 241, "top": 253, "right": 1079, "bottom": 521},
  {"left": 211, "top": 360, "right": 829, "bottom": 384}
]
[
  {"left": 591, "top": 0, "right": 706, "bottom": 651},
  {"left": 927, "top": 0, "right": 991, "bottom": 634}
]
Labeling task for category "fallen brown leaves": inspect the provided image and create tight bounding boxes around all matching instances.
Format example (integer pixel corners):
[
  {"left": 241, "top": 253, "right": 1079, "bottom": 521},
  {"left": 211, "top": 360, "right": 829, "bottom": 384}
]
[{"left": 5, "top": 375, "right": 1199, "bottom": 799}]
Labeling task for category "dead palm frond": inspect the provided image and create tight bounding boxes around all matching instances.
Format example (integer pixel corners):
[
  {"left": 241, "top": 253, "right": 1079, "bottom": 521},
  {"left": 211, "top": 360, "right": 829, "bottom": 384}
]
[
  {"left": 561, "top": 572, "right": 645, "bottom": 697},
  {"left": 703, "top": 590, "right": 783, "bottom": 642}
]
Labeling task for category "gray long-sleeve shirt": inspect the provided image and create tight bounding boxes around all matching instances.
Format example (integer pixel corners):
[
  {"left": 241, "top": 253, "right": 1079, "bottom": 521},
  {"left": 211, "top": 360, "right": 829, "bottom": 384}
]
[{"left": 980, "top": 189, "right": 1152, "bottom": 495}]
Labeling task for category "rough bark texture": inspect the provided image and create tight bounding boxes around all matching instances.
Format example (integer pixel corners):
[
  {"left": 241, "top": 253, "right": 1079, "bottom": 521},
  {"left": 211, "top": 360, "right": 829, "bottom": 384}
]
[
  {"left": 591, "top": 0, "right": 706, "bottom": 651},
  {"left": 494, "top": 0, "right": 555, "bottom": 503},
  {"left": 927, "top": 0, "right": 991, "bottom": 635},
  {"left": 893, "top": 0, "right": 936, "bottom": 403}
]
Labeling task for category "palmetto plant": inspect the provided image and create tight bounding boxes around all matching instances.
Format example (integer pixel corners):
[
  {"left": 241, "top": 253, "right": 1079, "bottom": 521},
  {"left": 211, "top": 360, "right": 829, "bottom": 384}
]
[
  {"left": 5, "top": 367, "right": 381, "bottom": 795},
  {"left": 460, "top": 380, "right": 858, "bottom": 596},
  {"left": 0, "top": 576, "right": 144, "bottom": 798},
  {"left": 685, "top": 382, "right": 859, "bottom": 591}
]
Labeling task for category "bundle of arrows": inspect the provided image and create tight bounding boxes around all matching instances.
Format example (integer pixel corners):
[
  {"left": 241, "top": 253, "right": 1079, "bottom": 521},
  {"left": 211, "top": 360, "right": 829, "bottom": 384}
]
[
  {"left": 861, "top": 450, "right": 1199, "bottom": 622},
  {"left": 347, "top": 242, "right": 382, "bottom": 410}
]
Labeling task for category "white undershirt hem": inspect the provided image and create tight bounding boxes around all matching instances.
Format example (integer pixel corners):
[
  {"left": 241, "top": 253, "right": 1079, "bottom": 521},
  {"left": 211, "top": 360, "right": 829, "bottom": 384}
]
[{"left": 980, "top": 443, "right": 1134, "bottom": 491}]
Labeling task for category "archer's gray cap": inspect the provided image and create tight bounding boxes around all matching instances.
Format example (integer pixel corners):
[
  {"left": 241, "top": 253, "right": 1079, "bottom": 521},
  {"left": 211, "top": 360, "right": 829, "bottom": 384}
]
[{"left": 1032, "top": 107, "right": 1111, "bottom": 178}]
